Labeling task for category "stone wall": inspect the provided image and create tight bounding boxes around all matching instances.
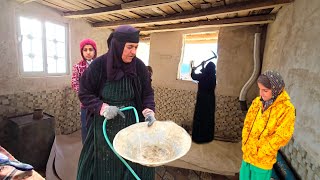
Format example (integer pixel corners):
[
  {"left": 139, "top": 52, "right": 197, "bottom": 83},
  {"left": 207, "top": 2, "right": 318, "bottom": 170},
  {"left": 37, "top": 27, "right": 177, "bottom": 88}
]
[
  {"left": 282, "top": 138, "right": 320, "bottom": 180},
  {"left": 0, "top": 85, "right": 245, "bottom": 146},
  {"left": 214, "top": 95, "right": 245, "bottom": 142},
  {"left": 155, "top": 86, "right": 196, "bottom": 126},
  {"left": 0, "top": 88, "right": 80, "bottom": 148},
  {"left": 154, "top": 86, "right": 245, "bottom": 142}
]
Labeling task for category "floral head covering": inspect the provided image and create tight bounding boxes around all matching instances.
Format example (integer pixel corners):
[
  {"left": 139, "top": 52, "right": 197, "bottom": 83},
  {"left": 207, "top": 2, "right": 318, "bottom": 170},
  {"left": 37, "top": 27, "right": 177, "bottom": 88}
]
[{"left": 258, "top": 70, "right": 285, "bottom": 110}]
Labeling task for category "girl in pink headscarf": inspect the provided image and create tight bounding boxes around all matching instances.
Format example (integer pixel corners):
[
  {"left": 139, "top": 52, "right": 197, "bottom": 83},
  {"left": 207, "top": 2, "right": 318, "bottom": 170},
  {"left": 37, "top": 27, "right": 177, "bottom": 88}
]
[{"left": 71, "top": 38, "right": 97, "bottom": 144}]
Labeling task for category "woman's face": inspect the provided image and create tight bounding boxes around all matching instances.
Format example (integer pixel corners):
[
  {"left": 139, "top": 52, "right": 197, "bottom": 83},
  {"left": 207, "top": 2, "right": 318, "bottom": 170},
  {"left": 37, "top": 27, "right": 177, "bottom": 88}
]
[
  {"left": 122, "top": 42, "right": 138, "bottom": 63},
  {"left": 82, "top": 45, "right": 95, "bottom": 60},
  {"left": 258, "top": 82, "right": 272, "bottom": 101}
]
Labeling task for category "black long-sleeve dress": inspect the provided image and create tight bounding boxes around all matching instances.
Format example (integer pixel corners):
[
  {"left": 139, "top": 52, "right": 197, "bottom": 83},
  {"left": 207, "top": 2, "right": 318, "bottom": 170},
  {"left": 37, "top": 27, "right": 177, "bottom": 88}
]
[{"left": 191, "top": 62, "right": 216, "bottom": 143}]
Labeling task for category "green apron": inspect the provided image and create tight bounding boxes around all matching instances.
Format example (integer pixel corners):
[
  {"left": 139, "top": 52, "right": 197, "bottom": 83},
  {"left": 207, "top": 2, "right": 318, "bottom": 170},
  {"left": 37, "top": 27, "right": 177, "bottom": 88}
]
[{"left": 77, "top": 77, "right": 155, "bottom": 180}]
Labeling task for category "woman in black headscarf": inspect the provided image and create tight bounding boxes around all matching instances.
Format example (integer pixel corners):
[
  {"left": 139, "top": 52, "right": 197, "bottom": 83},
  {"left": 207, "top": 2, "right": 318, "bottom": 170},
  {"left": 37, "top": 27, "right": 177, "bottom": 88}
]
[
  {"left": 77, "top": 25, "right": 155, "bottom": 180},
  {"left": 191, "top": 61, "right": 216, "bottom": 143}
]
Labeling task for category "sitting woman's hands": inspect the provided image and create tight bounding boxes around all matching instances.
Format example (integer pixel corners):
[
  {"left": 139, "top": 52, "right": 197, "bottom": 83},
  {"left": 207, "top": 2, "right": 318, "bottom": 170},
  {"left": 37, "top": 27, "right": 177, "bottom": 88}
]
[{"left": 100, "top": 103, "right": 125, "bottom": 120}]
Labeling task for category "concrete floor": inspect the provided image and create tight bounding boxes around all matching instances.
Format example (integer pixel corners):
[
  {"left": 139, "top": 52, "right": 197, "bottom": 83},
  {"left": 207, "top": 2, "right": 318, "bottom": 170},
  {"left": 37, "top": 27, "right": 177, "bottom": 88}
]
[
  {"left": 46, "top": 131, "right": 242, "bottom": 179},
  {"left": 167, "top": 140, "right": 242, "bottom": 176},
  {"left": 155, "top": 166, "right": 239, "bottom": 180}
]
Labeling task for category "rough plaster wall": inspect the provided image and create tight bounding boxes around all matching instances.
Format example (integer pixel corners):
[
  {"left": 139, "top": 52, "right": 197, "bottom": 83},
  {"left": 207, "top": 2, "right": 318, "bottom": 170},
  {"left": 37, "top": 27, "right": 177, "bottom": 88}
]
[
  {"left": 149, "top": 31, "right": 197, "bottom": 91},
  {"left": 263, "top": 0, "right": 320, "bottom": 178},
  {"left": 0, "top": 0, "right": 110, "bottom": 95},
  {"left": 150, "top": 26, "right": 258, "bottom": 99},
  {"left": 216, "top": 26, "right": 259, "bottom": 101},
  {"left": 149, "top": 27, "right": 257, "bottom": 142}
]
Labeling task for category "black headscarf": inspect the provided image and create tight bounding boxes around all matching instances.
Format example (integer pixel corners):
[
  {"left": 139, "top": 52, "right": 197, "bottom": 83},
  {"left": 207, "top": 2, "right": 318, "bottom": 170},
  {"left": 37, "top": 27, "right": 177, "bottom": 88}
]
[
  {"left": 106, "top": 25, "right": 140, "bottom": 81},
  {"left": 204, "top": 62, "right": 216, "bottom": 75}
]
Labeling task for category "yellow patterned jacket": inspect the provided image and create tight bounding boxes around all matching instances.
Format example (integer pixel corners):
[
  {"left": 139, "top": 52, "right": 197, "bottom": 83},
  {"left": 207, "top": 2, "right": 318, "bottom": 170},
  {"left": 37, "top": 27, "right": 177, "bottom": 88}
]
[{"left": 242, "top": 90, "right": 295, "bottom": 170}]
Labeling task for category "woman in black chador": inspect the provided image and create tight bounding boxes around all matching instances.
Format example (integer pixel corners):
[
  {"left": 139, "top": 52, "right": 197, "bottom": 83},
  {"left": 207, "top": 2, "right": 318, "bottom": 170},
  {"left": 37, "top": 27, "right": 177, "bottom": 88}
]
[{"left": 191, "top": 61, "right": 216, "bottom": 143}]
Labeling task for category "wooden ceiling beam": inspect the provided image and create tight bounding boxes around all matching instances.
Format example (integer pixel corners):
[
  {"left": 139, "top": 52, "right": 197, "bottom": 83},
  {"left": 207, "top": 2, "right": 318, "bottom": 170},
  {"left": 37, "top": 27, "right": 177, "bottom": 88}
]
[
  {"left": 121, "top": 0, "right": 188, "bottom": 9},
  {"left": 17, "top": 0, "right": 37, "bottom": 3},
  {"left": 185, "top": 39, "right": 218, "bottom": 44},
  {"left": 92, "top": 0, "right": 292, "bottom": 28},
  {"left": 63, "top": 0, "right": 190, "bottom": 18},
  {"left": 185, "top": 33, "right": 219, "bottom": 40},
  {"left": 138, "top": 14, "right": 275, "bottom": 33}
]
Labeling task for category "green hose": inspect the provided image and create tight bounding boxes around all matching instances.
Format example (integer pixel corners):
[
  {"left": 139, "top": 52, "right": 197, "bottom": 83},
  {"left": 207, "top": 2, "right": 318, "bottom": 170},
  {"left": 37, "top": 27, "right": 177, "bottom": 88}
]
[{"left": 102, "top": 106, "right": 141, "bottom": 180}]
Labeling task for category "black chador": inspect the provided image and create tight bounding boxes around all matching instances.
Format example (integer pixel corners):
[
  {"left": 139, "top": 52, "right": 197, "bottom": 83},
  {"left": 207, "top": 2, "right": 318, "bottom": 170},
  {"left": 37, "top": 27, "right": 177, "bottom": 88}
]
[{"left": 191, "top": 62, "right": 216, "bottom": 143}]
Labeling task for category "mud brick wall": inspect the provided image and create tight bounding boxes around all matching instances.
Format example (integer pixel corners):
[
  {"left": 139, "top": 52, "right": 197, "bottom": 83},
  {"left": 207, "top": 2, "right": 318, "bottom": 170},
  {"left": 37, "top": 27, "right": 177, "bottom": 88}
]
[{"left": 154, "top": 86, "right": 245, "bottom": 142}]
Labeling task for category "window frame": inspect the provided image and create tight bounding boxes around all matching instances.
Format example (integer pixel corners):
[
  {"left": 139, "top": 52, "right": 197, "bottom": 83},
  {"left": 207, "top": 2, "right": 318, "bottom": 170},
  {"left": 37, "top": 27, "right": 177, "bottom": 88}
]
[
  {"left": 136, "top": 39, "right": 151, "bottom": 66},
  {"left": 177, "top": 32, "right": 218, "bottom": 81},
  {"left": 17, "top": 15, "right": 70, "bottom": 77}
]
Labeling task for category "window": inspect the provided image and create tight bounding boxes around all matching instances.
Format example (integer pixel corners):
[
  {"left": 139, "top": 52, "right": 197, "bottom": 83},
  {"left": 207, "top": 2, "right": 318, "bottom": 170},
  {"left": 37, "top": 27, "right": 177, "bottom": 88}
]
[
  {"left": 18, "top": 16, "right": 68, "bottom": 75},
  {"left": 178, "top": 32, "right": 218, "bottom": 81},
  {"left": 136, "top": 40, "right": 150, "bottom": 66}
]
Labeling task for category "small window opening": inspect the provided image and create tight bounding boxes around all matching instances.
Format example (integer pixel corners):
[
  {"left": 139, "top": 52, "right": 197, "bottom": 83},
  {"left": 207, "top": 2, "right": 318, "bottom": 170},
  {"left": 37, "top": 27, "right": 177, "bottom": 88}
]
[{"left": 178, "top": 32, "right": 218, "bottom": 81}]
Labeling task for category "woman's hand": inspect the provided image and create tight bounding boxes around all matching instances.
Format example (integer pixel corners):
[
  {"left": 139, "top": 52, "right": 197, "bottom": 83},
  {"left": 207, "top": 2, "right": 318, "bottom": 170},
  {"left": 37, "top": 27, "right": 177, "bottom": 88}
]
[
  {"left": 142, "top": 108, "right": 154, "bottom": 117},
  {"left": 142, "top": 108, "right": 156, "bottom": 126},
  {"left": 190, "top": 60, "right": 195, "bottom": 69},
  {"left": 100, "top": 103, "right": 125, "bottom": 120}
]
